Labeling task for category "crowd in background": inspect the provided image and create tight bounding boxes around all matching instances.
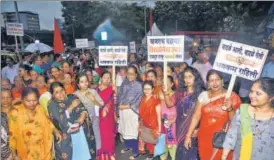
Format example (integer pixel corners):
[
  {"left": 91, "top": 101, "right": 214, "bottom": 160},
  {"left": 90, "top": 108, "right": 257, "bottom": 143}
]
[{"left": 1, "top": 45, "right": 274, "bottom": 160}]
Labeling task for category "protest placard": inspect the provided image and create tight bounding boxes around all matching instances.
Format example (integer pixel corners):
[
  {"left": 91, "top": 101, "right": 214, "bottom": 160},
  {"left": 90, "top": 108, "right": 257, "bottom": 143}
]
[
  {"left": 213, "top": 39, "right": 268, "bottom": 100},
  {"left": 75, "top": 39, "right": 88, "bottom": 48},
  {"left": 129, "top": 41, "right": 136, "bottom": 53},
  {"left": 98, "top": 46, "right": 128, "bottom": 66},
  {"left": 147, "top": 36, "right": 184, "bottom": 62},
  {"left": 213, "top": 39, "right": 268, "bottom": 81},
  {"left": 6, "top": 23, "right": 24, "bottom": 36}
]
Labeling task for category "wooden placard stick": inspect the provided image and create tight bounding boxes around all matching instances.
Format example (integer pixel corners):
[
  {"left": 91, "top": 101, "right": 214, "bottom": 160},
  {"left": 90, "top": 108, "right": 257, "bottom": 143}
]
[
  {"left": 112, "top": 53, "right": 116, "bottom": 89},
  {"left": 14, "top": 35, "right": 18, "bottom": 53},
  {"left": 163, "top": 34, "right": 168, "bottom": 90},
  {"left": 163, "top": 60, "right": 168, "bottom": 90},
  {"left": 225, "top": 74, "right": 237, "bottom": 99}
]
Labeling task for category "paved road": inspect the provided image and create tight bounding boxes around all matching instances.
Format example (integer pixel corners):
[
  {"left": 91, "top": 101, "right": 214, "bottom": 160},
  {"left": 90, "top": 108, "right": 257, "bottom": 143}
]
[{"left": 115, "top": 137, "right": 161, "bottom": 160}]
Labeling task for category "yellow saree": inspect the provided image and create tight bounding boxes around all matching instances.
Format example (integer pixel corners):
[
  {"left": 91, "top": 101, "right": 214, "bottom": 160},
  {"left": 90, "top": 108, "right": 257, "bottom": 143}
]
[{"left": 8, "top": 104, "right": 54, "bottom": 160}]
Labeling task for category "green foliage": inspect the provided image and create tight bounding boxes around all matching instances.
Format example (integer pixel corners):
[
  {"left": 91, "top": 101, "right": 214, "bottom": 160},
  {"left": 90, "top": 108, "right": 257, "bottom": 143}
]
[
  {"left": 153, "top": 1, "right": 271, "bottom": 33},
  {"left": 61, "top": 2, "right": 145, "bottom": 46}
]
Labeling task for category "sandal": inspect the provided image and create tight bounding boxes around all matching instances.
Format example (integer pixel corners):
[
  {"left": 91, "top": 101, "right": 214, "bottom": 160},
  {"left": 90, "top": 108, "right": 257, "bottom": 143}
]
[
  {"left": 129, "top": 154, "right": 140, "bottom": 160},
  {"left": 120, "top": 148, "right": 131, "bottom": 154}
]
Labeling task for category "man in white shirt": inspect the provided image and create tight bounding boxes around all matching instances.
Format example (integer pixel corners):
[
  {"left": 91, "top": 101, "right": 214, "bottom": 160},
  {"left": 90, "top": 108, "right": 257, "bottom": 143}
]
[
  {"left": 192, "top": 50, "right": 213, "bottom": 83},
  {"left": 1, "top": 57, "right": 19, "bottom": 84}
]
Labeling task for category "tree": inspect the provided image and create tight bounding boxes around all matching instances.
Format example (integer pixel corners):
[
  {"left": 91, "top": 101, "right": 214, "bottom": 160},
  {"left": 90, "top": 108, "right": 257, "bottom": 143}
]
[
  {"left": 61, "top": 1, "right": 146, "bottom": 46},
  {"left": 153, "top": 1, "right": 271, "bottom": 34},
  {"left": 153, "top": 1, "right": 228, "bottom": 33}
]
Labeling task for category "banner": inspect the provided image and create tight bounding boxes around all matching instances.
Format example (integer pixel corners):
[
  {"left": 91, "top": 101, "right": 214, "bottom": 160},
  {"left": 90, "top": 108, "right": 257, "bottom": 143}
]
[
  {"left": 213, "top": 39, "right": 268, "bottom": 80},
  {"left": 129, "top": 41, "right": 136, "bottom": 53},
  {"left": 6, "top": 23, "right": 24, "bottom": 36},
  {"left": 99, "top": 46, "right": 128, "bottom": 66},
  {"left": 75, "top": 39, "right": 88, "bottom": 48},
  {"left": 147, "top": 36, "right": 184, "bottom": 62}
]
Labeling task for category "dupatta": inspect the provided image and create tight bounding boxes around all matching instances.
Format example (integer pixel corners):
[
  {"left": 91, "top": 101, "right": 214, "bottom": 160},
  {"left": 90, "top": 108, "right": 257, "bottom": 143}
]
[{"left": 239, "top": 104, "right": 252, "bottom": 160}]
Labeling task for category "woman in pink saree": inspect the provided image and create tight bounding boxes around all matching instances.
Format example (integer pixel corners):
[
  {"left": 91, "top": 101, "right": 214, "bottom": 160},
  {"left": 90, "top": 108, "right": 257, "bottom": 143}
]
[{"left": 96, "top": 71, "right": 116, "bottom": 160}]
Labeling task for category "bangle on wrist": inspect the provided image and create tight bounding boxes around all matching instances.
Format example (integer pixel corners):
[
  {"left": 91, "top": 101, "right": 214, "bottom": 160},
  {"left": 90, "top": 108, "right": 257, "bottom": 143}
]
[{"left": 185, "top": 135, "right": 191, "bottom": 138}]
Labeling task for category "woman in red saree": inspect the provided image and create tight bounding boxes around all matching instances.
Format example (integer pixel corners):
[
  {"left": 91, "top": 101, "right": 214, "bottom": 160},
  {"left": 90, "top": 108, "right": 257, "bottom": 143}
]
[
  {"left": 139, "top": 80, "right": 161, "bottom": 159},
  {"left": 184, "top": 70, "right": 241, "bottom": 160},
  {"left": 96, "top": 72, "right": 116, "bottom": 160}
]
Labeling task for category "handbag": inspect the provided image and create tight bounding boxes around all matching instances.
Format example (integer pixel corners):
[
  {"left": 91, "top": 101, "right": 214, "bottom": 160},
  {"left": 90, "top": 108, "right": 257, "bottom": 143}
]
[
  {"left": 140, "top": 125, "right": 158, "bottom": 144},
  {"left": 212, "top": 119, "right": 229, "bottom": 149}
]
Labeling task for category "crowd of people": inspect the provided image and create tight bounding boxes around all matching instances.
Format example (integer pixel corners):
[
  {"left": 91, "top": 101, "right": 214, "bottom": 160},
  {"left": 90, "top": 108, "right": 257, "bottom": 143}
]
[{"left": 1, "top": 45, "right": 274, "bottom": 160}]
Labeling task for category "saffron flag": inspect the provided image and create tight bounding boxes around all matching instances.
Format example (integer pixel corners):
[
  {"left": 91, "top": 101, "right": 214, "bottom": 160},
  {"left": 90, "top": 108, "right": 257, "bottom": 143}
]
[{"left": 53, "top": 18, "right": 64, "bottom": 54}]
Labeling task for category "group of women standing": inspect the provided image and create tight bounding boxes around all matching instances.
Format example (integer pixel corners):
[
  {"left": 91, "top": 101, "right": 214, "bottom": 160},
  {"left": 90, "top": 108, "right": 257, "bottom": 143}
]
[
  {"left": 116, "top": 62, "right": 274, "bottom": 160},
  {"left": 1, "top": 58, "right": 274, "bottom": 160},
  {"left": 2, "top": 60, "right": 117, "bottom": 160}
]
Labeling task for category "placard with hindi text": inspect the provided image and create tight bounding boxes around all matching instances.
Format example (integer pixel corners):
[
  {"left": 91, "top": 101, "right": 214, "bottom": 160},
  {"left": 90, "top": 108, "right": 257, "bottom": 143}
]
[{"left": 213, "top": 39, "right": 268, "bottom": 80}]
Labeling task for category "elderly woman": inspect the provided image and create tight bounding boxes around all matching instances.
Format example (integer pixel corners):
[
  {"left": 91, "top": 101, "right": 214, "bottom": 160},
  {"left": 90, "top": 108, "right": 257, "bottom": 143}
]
[
  {"left": 184, "top": 70, "right": 242, "bottom": 160},
  {"left": 1, "top": 89, "right": 13, "bottom": 114},
  {"left": 117, "top": 65, "right": 143, "bottom": 159},
  {"left": 48, "top": 82, "right": 97, "bottom": 160},
  {"left": 9, "top": 87, "right": 61, "bottom": 160},
  {"left": 222, "top": 78, "right": 274, "bottom": 160},
  {"left": 1, "top": 89, "right": 13, "bottom": 160}
]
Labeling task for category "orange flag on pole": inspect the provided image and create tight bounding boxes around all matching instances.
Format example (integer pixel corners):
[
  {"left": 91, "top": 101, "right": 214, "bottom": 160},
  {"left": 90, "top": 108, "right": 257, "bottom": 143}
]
[{"left": 53, "top": 18, "right": 64, "bottom": 54}]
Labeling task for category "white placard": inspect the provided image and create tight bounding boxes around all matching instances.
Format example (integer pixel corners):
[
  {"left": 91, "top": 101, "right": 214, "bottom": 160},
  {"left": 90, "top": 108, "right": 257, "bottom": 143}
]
[
  {"left": 75, "top": 39, "right": 88, "bottom": 48},
  {"left": 6, "top": 23, "right": 24, "bottom": 36},
  {"left": 213, "top": 39, "right": 268, "bottom": 80},
  {"left": 101, "top": 32, "right": 107, "bottom": 41},
  {"left": 147, "top": 36, "right": 184, "bottom": 62},
  {"left": 129, "top": 41, "right": 136, "bottom": 53},
  {"left": 99, "top": 46, "right": 128, "bottom": 66}
]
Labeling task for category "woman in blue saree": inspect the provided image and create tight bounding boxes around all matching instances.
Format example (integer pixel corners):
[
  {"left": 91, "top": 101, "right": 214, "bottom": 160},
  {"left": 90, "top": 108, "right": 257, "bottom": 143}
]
[
  {"left": 175, "top": 67, "right": 205, "bottom": 160},
  {"left": 48, "top": 82, "right": 96, "bottom": 160}
]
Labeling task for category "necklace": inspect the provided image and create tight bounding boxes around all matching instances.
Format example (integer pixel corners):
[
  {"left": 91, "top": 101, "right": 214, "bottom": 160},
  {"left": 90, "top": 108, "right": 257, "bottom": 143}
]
[
  {"left": 208, "top": 90, "right": 225, "bottom": 123},
  {"left": 253, "top": 109, "right": 274, "bottom": 137}
]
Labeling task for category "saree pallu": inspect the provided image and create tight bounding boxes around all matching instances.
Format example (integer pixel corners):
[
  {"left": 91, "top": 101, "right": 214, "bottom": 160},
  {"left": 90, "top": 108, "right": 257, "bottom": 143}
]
[
  {"left": 71, "top": 127, "right": 91, "bottom": 160},
  {"left": 175, "top": 92, "right": 199, "bottom": 160},
  {"left": 198, "top": 92, "right": 241, "bottom": 160},
  {"left": 96, "top": 86, "right": 116, "bottom": 160}
]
